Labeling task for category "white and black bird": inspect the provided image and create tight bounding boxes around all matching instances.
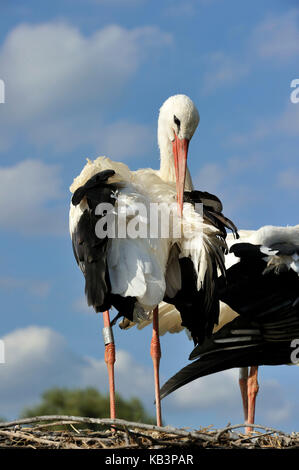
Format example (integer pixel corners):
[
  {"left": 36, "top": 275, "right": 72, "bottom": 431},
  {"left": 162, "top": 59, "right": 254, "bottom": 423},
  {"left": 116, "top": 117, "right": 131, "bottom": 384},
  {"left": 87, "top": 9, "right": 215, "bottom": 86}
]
[
  {"left": 160, "top": 224, "right": 299, "bottom": 432},
  {"left": 69, "top": 94, "right": 237, "bottom": 424}
]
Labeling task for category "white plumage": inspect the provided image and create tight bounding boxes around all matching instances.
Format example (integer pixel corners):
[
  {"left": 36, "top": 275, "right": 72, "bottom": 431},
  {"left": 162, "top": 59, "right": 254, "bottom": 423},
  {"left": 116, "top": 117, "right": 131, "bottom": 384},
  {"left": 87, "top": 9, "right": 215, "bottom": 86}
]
[
  {"left": 226, "top": 225, "right": 299, "bottom": 274},
  {"left": 69, "top": 95, "right": 230, "bottom": 324},
  {"left": 69, "top": 156, "right": 174, "bottom": 316}
]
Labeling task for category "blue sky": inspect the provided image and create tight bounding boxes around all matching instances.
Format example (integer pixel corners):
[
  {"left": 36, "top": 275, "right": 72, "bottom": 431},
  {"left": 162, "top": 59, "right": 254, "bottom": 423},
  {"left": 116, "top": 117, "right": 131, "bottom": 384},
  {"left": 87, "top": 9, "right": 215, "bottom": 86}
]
[{"left": 0, "top": 0, "right": 299, "bottom": 430}]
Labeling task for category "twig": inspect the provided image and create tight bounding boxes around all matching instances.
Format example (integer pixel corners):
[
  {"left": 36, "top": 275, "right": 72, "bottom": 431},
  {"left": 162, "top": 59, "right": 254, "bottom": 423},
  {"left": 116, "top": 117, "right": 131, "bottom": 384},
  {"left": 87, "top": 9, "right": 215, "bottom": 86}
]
[
  {"left": 33, "top": 421, "right": 84, "bottom": 430},
  {"left": 215, "top": 423, "right": 289, "bottom": 441},
  {"left": 0, "top": 416, "right": 215, "bottom": 442},
  {"left": 69, "top": 423, "right": 80, "bottom": 434},
  {"left": 125, "top": 428, "right": 160, "bottom": 445},
  {"left": 236, "top": 431, "right": 279, "bottom": 444},
  {"left": 0, "top": 429, "right": 76, "bottom": 449}
]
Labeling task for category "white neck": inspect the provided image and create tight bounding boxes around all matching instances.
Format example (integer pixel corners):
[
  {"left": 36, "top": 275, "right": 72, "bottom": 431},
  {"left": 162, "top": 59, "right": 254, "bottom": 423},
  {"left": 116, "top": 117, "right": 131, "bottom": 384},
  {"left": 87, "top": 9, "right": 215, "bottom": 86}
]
[{"left": 158, "top": 133, "right": 194, "bottom": 191}]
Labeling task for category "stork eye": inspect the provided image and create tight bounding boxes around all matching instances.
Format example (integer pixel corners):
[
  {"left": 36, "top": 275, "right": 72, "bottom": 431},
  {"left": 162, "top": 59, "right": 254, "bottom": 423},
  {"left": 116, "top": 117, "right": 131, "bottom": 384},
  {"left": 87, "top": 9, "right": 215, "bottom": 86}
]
[{"left": 174, "top": 115, "right": 181, "bottom": 128}]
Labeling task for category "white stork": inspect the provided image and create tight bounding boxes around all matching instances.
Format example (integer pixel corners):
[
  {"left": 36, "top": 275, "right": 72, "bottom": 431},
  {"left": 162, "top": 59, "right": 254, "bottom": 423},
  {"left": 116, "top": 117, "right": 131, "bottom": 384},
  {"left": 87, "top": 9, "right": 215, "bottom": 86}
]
[
  {"left": 69, "top": 94, "right": 237, "bottom": 425},
  {"left": 159, "top": 224, "right": 299, "bottom": 433}
]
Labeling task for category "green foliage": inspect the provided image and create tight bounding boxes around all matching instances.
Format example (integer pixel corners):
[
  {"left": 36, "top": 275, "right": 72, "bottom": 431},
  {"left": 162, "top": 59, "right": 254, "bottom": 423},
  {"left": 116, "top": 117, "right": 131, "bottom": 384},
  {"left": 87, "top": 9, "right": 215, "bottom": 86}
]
[{"left": 21, "top": 387, "right": 155, "bottom": 425}]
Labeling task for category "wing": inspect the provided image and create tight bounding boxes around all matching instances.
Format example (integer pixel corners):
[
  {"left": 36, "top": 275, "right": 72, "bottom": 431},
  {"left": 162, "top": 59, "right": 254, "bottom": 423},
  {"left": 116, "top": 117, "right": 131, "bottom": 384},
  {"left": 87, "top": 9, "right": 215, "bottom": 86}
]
[
  {"left": 183, "top": 190, "right": 239, "bottom": 239},
  {"left": 160, "top": 341, "right": 295, "bottom": 402},
  {"left": 70, "top": 169, "right": 138, "bottom": 319},
  {"left": 164, "top": 257, "right": 221, "bottom": 345},
  {"left": 191, "top": 239, "right": 299, "bottom": 357},
  {"left": 70, "top": 165, "right": 170, "bottom": 320},
  {"left": 164, "top": 190, "right": 239, "bottom": 345},
  {"left": 160, "top": 239, "right": 299, "bottom": 400},
  {"left": 70, "top": 170, "right": 117, "bottom": 309},
  {"left": 160, "top": 301, "right": 299, "bottom": 401}
]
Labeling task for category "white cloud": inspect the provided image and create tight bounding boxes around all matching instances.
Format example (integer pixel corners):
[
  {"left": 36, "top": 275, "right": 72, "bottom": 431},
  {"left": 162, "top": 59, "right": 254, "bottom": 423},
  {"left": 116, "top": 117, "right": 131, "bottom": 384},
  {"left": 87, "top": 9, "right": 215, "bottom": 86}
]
[
  {"left": 0, "top": 21, "right": 172, "bottom": 153},
  {"left": 252, "top": 9, "right": 299, "bottom": 61},
  {"left": 193, "top": 163, "right": 224, "bottom": 195},
  {"left": 0, "top": 327, "right": 66, "bottom": 416},
  {"left": 277, "top": 168, "right": 299, "bottom": 191},
  {"left": 1, "top": 22, "right": 170, "bottom": 122},
  {"left": 164, "top": 0, "right": 221, "bottom": 16},
  {"left": 73, "top": 296, "right": 94, "bottom": 315},
  {"left": 0, "top": 277, "right": 50, "bottom": 297},
  {"left": 199, "top": 0, "right": 222, "bottom": 4},
  {"left": 202, "top": 52, "right": 249, "bottom": 94},
  {"left": 100, "top": 120, "right": 154, "bottom": 160},
  {"left": 0, "top": 326, "right": 154, "bottom": 419},
  {"left": 0, "top": 159, "right": 67, "bottom": 235},
  {"left": 260, "top": 379, "right": 292, "bottom": 424},
  {"left": 227, "top": 101, "right": 299, "bottom": 147},
  {"left": 278, "top": 102, "right": 299, "bottom": 136},
  {"left": 164, "top": 0, "right": 196, "bottom": 17},
  {"left": 203, "top": 9, "right": 299, "bottom": 94},
  {"left": 167, "top": 367, "right": 293, "bottom": 425},
  {"left": 27, "top": 114, "right": 155, "bottom": 157},
  {"left": 194, "top": 157, "right": 262, "bottom": 221},
  {"left": 227, "top": 122, "right": 272, "bottom": 146},
  {"left": 89, "top": 0, "right": 145, "bottom": 4},
  {"left": 169, "top": 368, "right": 239, "bottom": 410},
  {"left": 81, "top": 349, "right": 153, "bottom": 399}
]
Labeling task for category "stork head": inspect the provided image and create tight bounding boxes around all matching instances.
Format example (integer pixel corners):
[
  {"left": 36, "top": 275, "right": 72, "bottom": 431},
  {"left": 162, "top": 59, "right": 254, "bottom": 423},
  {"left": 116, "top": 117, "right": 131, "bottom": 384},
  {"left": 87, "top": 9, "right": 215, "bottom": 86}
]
[{"left": 158, "top": 94, "right": 200, "bottom": 213}]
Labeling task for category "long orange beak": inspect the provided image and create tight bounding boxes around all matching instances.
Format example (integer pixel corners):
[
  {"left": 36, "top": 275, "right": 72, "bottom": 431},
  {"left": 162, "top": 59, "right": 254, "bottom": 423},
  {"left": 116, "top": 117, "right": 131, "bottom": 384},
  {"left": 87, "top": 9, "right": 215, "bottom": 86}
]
[{"left": 172, "top": 134, "right": 189, "bottom": 215}]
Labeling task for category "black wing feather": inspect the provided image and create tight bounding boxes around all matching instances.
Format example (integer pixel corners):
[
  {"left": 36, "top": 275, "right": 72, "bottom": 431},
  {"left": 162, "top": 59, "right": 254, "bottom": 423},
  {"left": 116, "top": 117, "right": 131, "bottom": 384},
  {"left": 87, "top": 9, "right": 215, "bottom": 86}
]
[
  {"left": 71, "top": 169, "right": 136, "bottom": 318},
  {"left": 164, "top": 190, "right": 238, "bottom": 345},
  {"left": 160, "top": 342, "right": 293, "bottom": 401},
  {"left": 184, "top": 190, "right": 239, "bottom": 239},
  {"left": 164, "top": 258, "right": 220, "bottom": 345},
  {"left": 160, "top": 240, "right": 299, "bottom": 400}
]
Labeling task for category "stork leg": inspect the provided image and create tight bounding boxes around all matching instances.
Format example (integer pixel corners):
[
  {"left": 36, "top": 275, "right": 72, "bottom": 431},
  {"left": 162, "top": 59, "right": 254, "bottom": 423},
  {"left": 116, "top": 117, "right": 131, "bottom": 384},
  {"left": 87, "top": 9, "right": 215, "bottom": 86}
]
[
  {"left": 150, "top": 306, "right": 162, "bottom": 427},
  {"left": 246, "top": 365, "right": 259, "bottom": 434},
  {"left": 102, "top": 310, "right": 116, "bottom": 421},
  {"left": 239, "top": 366, "right": 259, "bottom": 434},
  {"left": 239, "top": 367, "right": 249, "bottom": 425}
]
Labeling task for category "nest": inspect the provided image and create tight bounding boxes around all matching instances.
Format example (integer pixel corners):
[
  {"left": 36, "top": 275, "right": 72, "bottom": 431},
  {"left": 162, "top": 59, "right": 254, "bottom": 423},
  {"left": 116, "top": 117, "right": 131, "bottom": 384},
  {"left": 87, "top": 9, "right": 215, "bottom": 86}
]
[{"left": 0, "top": 416, "right": 298, "bottom": 450}]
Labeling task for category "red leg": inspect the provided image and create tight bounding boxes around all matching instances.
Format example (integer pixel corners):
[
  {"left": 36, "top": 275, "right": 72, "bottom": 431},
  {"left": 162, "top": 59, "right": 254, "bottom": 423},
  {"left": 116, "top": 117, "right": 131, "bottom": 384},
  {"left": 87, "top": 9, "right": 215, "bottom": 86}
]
[
  {"left": 239, "top": 367, "right": 249, "bottom": 426},
  {"left": 150, "top": 306, "right": 162, "bottom": 427},
  {"left": 102, "top": 310, "right": 116, "bottom": 421},
  {"left": 246, "top": 365, "right": 259, "bottom": 434}
]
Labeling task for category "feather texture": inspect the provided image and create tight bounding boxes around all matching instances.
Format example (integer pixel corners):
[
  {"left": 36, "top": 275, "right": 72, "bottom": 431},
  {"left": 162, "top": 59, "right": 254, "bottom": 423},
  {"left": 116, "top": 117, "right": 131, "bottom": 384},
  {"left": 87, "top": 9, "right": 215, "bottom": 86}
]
[
  {"left": 160, "top": 235, "right": 299, "bottom": 400},
  {"left": 70, "top": 156, "right": 238, "bottom": 333},
  {"left": 70, "top": 163, "right": 173, "bottom": 317}
]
